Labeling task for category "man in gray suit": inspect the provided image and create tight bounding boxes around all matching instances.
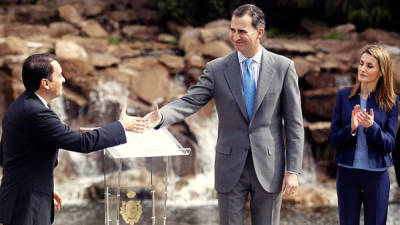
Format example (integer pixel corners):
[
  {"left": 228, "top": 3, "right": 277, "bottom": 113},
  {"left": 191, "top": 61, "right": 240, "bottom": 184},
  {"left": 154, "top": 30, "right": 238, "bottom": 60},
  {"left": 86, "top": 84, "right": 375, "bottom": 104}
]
[{"left": 145, "top": 4, "right": 304, "bottom": 225}]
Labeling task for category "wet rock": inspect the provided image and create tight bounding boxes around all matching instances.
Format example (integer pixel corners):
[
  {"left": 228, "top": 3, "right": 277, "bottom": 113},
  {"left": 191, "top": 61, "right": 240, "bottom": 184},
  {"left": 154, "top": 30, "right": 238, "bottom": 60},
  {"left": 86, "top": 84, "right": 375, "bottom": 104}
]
[
  {"left": 53, "top": 150, "right": 78, "bottom": 181},
  {"left": 185, "top": 54, "right": 206, "bottom": 69},
  {"left": 63, "top": 87, "right": 88, "bottom": 108},
  {"left": 3, "top": 24, "right": 49, "bottom": 40},
  {"left": 302, "top": 88, "right": 338, "bottom": 121},
  {"left": 119, "top": 56, "right": 159, "bottom": 76},
  {"left": 81, "top": 19, "right": 108, "bottom": 38},
  {"left": 82, "top": 178, "right": 105, "bottom": 201},
  {"left": 167, "top": 21, "right": 186, "bottom": 36},
  {"left": 330, "top": 23, "right": 357, "bottom": 40},
  {"left": 122, "top": 25, "right": 160, "bottom": 40},
  {"left": 108, "top": 9, "right": 138, "bottom": 23},
  {"left": 263, "top": 38, "right": 315, "bottom": 54},
  {"left": 300, "top": 18, "right": 329, "bottom": 35},
  {"left": 96, "top": 68, "right": 132, "bottom": 86},
  {"left": 49, "top": 22, "right": 79, "bottom": 38},
  {"left": 67, "top": 75, "right": 98, "bottom": 99},
  {"left": 59, "top": 58, "right": 92, "bottom": 80},
  {"left": 57, "top": 4, "right": 84, "bottom": 27},
  {"left": 293, "top": 57, "right": 319, "bottom": 78},
  {"left": 0, "top": 70, "right": 11, "bottom": 110},
  {"left": 197, "top": 40, "right": 233, "bottom": 59},
  {"left": 83, "top": 0, "right": 107, "bottom": 17},
  {"left": 0, "top": 36, "right": 27, "bottom": 56},
  {"left": 137, "top": 9, "right": 159, "bottom": 24},
  {"left": 159, "top": 54, "right": 185, "bottom": 74},
  {"left": 185, "top": 68, "right": 203, "bottom": 85},
  {"left": 168, "top": 122, "right": 198, "bottom": 176},
  {"left": 61, "top": 35, "right": 109, "bottom": 53},
  {"left": 157, "top": 33, "right": 177, "bottom": 44},
  {"left": 129, "top": 40, "right": 175, "bottom": 52},
  {"left": 6, "top": 63, "right": 23, "bottom": 79},
  {"left": 89, "top": 53, "right": 120, "bottom": 67},
  {"left": 304, "top": 73, "right": 336, "bottom": 89},
  {"left": 360, "top": 28, "right": 400, "bottom": 46},
  {"left": 283, "top": 185, "right": 337, "bottom": 207},
  {"left": 319, "top": 51, "right": 357, "bottom": 73},
  {"left": 205, "top": 19, "right": 230, "bottom": 28},
  {"left": 179, "top": 28, "right": 202, "bottom": 53},
  {"left": 14, "top": 4, "right": 56, "bottom": 24},
  {"left": 130, "top": 63, "right": 171, "bottom": 105},
  {"left": 55, "top": 40, "right": 88, "bottom": 62},
  {"left": 312, "top": 39, "right": 362, "bottom": 54},
  {"left": 200, "top": 27, "right": 230, "bottom": 43},
  {"left": 304, "top": 121, "right": 331, "bottom": 144},
  {"left": 392, "top": 55, "right": 400, "bottom": 93},
  {"left": 0, "top": 13, "right": 15, "bottom": 24},
  {"left": 111, "top": 45, "right": 141, "bottom": 59},
  {"left": 4, "top": 77, "right": 25, "bottom": 102}
]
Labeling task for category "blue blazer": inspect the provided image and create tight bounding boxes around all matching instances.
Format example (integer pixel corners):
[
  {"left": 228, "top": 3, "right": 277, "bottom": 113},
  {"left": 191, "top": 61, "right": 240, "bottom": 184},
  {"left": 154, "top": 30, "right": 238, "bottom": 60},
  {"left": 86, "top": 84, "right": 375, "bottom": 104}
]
[
  {"left": 0, "top": 90, "right": 127, "bottom": 225},
  {"left": 328, "top": 88, "right": 398, "bottom": 169}
]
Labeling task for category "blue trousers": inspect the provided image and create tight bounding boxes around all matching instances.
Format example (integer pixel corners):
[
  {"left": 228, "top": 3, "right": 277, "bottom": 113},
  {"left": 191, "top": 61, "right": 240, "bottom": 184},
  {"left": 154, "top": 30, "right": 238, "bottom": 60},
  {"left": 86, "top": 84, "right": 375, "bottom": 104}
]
[{"left": 336, "top": 166, "right": 390, "bottom": 225}]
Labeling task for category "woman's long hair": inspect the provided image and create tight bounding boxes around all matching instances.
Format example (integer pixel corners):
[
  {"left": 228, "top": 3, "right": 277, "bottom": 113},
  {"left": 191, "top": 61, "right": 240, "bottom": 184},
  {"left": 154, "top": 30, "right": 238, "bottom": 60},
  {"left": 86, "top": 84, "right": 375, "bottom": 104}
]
[{"left": 349, "top": 45, "right": 396, "bottom": 112}]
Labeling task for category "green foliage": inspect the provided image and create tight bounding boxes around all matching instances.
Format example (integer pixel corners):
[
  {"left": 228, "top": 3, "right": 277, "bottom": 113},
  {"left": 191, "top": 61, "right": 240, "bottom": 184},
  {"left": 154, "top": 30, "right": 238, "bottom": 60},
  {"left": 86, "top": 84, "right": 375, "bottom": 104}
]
[
  {"left": 266, "top": 27, "right": 280, "bottom": 38},
  {"left": 108, "top": 37, "right": 120, "bottom": 45},
  {"left": 167, "top": 40, "right": 179, "bottom": 46},
  {"left": 154, "top": 0, "right": 400, "bottom": 32},
  {"left": 155, "top": 0, "right": 241, "bottom": 25},
  {"left": 266, "top": 27, "right": 300, "bottom": 39},
  {"left": 315, "top": 32, "right": 344, "bottom": 40}
]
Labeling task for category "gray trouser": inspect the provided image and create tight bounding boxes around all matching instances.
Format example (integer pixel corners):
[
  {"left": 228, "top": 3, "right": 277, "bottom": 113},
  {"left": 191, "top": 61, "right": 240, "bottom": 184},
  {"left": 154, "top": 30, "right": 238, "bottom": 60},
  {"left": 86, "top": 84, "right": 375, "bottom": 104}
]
[{"left": 217, "top": 153, "right": 282, "bottom": 225}]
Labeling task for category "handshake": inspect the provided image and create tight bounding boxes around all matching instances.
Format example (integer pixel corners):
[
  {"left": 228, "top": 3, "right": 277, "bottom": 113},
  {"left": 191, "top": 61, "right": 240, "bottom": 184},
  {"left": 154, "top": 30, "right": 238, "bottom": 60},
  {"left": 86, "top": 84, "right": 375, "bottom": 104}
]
[{"left": 119, "top": 105, "right": 162, "bottom": 133}]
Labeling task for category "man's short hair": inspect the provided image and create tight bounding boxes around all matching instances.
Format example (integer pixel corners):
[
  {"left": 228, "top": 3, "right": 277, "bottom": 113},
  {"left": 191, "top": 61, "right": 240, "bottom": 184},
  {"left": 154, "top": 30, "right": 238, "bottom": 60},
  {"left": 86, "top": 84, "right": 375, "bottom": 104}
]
[
  {"left": 232, "top": 4, "right": 265, "bottom": 30},
  {"left": 22, "top": 54, "right": 58, "bottom": 92}
]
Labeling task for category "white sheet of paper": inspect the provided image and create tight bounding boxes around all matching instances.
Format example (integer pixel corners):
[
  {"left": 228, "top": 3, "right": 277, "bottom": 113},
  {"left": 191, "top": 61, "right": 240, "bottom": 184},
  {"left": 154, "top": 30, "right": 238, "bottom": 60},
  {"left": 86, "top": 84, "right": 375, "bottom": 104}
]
[{"left": 106, "top": 128, "right": 189, "bottom": 159}]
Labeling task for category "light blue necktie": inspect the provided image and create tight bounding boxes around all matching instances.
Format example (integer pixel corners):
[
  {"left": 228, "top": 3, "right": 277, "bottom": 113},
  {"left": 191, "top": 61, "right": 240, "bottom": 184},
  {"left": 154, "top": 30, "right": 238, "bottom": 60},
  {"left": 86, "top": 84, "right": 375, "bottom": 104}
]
[{"left": 243, "top": 58, "right": 256, "bottom": 120}]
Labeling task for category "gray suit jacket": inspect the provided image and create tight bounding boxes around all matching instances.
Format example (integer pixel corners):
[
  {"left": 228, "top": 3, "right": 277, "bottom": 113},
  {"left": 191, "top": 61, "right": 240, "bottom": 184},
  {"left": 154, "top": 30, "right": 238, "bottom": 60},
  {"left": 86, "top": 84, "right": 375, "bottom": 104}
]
[{"left": 159, "top": 47, "right": 304, "bottom": 193}]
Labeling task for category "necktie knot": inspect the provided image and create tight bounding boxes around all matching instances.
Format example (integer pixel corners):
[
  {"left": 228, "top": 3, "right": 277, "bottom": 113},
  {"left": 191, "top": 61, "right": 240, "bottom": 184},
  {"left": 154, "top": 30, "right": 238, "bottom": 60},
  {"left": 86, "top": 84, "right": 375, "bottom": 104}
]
[{"left": 245, "top": 58, "right": 252, "bottom": 69}]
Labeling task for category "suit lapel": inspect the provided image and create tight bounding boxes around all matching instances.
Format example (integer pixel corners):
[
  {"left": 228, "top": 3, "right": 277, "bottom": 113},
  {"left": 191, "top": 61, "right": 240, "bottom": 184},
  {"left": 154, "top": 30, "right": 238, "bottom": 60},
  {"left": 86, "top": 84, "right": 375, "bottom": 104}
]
[
  {"left": 252, "top": 48, "right": 275, "bottom": 122},
  {"left": 223, "top": 52, "right": 249, "bottom": 121}
]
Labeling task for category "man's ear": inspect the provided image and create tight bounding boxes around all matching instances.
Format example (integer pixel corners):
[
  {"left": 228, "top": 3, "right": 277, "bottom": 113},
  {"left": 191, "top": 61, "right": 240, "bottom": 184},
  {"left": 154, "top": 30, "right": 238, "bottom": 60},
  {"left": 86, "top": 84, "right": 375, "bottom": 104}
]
[
  {"left": 257, "top": 28, "right": 265, "bottom": 40},
  {"left": 41, "top": 79, "right": 50, "bottom": 90}
]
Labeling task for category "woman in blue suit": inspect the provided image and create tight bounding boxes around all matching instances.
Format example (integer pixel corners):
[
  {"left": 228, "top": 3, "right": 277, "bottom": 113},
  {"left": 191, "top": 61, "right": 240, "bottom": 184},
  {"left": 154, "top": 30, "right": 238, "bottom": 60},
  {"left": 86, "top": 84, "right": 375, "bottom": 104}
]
[{"left": 329, "top": 45, "right": 398, "bottom": 225}]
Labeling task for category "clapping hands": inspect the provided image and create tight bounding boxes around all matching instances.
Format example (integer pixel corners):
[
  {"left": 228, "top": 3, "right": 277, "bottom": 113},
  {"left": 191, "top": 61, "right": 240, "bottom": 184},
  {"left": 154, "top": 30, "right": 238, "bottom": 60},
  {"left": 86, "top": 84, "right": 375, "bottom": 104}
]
[{"left": 351, "top": 104, "right": 374, "bottom": 133}]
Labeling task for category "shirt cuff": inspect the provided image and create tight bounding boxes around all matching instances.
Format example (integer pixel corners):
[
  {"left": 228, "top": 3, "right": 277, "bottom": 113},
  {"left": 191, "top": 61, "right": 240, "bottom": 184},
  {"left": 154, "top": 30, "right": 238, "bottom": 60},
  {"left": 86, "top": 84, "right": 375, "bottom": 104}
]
[
  {"left": 154, "top": 114, "right": 164, "bottom": 130},
  {"left": 287, "top": 171, "right": 299, "bottom": 175},
  {"left": 118, "top": 120, "right": 126, "bottom": 131}
]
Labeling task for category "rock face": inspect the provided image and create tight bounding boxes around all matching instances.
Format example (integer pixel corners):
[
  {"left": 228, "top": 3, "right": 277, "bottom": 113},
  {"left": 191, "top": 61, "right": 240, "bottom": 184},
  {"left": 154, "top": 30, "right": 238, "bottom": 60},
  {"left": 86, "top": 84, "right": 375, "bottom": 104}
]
[{"left": 1, "top": 0, "right": 400, "bottom": 206}]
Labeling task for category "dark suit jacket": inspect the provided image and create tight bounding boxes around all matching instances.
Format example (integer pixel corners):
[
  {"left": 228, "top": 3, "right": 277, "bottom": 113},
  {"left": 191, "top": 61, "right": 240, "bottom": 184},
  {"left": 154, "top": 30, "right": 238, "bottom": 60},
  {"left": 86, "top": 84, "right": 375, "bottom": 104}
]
[
  {"left": 394, "top": 128, "right": 400, "bottom": 186},
  {"left": 0, "top": 90, "right": 126, "bottom": 225},
  {"left": 328, "top": 88, "right": 398, "bottom": 168}
]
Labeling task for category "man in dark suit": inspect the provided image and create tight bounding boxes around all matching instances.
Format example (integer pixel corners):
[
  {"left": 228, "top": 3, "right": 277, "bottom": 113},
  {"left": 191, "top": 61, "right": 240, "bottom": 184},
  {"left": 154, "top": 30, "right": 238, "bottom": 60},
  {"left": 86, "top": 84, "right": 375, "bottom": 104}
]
[
  {"left": 0, "top": 54, "right": 146, "bottom": 225},
  {"left": 145, "top": 4, "right": 304, "bottom": 225}
]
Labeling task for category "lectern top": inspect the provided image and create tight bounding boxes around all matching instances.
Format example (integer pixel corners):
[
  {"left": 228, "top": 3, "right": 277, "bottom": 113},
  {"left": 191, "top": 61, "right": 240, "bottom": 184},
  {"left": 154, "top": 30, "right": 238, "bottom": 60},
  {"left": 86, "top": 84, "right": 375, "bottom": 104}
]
[{"left": 106, "top": 128, "right": 191, "bottom": 159}]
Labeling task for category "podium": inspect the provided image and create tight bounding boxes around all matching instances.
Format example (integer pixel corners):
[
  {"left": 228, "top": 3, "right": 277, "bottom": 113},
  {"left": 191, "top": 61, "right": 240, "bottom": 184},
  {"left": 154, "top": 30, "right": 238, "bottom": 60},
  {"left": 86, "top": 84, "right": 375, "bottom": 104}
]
[{"left": 103, "top": 128, "right": 190, "bottom": 225}]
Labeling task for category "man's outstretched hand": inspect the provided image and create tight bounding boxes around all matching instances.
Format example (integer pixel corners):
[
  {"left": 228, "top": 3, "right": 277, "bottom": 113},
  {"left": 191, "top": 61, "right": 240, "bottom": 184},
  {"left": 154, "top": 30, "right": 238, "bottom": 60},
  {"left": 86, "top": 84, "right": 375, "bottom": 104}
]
[
  {"left": 119, "top": 104, "right": 147, "bottom": 132},
  {"left": 144, "top": 105, "right": 162, "bottom": 129}
]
